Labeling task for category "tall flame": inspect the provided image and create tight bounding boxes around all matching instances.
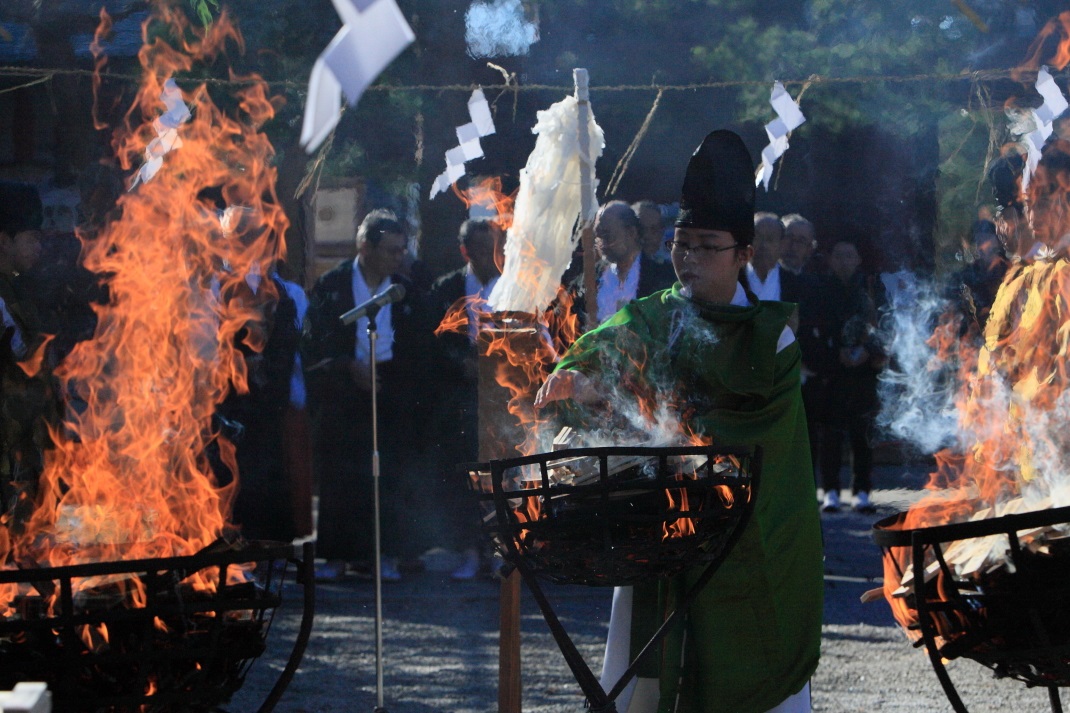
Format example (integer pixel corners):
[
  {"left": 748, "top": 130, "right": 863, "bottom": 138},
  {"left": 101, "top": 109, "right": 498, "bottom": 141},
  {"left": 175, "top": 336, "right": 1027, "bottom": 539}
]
[
  {"left": 1016, "top": 11, "right": 1070, "bottom": 78},
  {"left": 0, "top": 2, "right": 286, "bottom": 610},
  {"left": 881, "top": 76, "right": 1070, "bottom": 633}
]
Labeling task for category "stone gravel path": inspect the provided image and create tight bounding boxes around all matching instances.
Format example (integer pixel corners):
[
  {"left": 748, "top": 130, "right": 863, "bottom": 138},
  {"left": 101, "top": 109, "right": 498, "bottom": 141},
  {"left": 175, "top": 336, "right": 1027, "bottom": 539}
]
[{"left": 225, "top": 463, "right": 1066, "bottom": 713}]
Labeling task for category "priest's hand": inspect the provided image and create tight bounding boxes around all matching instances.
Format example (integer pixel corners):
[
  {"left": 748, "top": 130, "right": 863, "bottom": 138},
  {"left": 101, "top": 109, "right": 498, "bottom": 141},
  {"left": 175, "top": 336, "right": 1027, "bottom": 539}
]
[{"left": 534, "top": 370, "right": 597, "bottom": 409}]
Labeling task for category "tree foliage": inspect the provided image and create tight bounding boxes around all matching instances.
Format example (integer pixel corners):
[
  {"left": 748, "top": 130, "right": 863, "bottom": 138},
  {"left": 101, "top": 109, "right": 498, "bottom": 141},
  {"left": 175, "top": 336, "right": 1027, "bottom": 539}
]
[
  {"left": 188, "top": 0, "right": 220, "bottom": 27},
  {"left": 167, "top": 0, "right": 1066, "bottom": 269}
]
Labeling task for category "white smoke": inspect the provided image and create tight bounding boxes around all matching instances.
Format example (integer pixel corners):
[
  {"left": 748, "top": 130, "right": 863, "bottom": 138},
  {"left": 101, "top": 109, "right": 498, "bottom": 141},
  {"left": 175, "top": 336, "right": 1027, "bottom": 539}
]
[
  {"left": 876, "top": 277, "right": 961, "bottom": 454},
  {"left": 544, "top": 304, "right": 720, "bottom": 453},
  {"left": 465, "top": 0, "right": 539, "bottom": 59},
  {"left": 1015, "top": 380, "right": 1070, "bottom": 506}
]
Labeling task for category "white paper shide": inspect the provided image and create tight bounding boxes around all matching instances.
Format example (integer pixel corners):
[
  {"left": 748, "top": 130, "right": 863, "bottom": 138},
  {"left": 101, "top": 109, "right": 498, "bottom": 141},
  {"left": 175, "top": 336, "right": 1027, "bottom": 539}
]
[
  {"left": 300, "top": 0, "right": 415, "bottom": 153},
  {"left": 755, "top": 81, "right": 806, "bottom": 191},
  {"left": 130, "top": 78, "right": 191, "bottom": 190},
  {"left": 430, "top": 89, "right": 498, "bottom": 199}
]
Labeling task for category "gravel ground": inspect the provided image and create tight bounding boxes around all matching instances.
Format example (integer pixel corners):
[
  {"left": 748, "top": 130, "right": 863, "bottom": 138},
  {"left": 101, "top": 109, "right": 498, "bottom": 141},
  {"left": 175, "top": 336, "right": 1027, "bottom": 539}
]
[{"left": 223, "top": 462, "right": 1068, "bottom": 713}]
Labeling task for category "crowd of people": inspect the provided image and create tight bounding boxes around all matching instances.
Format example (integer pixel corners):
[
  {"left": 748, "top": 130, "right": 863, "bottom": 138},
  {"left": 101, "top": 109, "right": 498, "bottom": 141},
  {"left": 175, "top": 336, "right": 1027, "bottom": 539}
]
[
  {"left": 293, "top": 183, "right": 904, "bottom": 588},
  {"left": 0, "top": 170, "right": 1001, "bottom": 578},
  {"left": 0, "top": 128, "right": 1026, "bottom": 711}
]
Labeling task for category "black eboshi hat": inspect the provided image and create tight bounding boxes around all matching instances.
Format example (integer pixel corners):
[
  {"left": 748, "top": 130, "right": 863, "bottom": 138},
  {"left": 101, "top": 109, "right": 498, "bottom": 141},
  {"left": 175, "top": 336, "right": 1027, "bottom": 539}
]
[{"left": 674, "top": 130, "right": 755, "bottom": 246}]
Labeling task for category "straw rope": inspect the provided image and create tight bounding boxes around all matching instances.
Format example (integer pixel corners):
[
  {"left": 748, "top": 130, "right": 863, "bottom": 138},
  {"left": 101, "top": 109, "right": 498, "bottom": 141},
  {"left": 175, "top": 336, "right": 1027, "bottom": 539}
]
[
  {"left": 0, "top": 74, "right": 54, "bottom": 95},
  {"left": 0, "top": 65, "right": 1059, "bottom": 94},
  {"left": 603, "top": 88, "right": 662, "bottom": 199}
]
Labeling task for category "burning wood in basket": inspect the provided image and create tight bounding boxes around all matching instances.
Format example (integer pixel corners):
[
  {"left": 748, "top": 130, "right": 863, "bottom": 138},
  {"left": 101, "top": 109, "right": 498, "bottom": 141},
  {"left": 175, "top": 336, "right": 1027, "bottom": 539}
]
[
  {"left": 465, "top": 442, "right": 755, "bottom": 586},
  {"left": 889, "top": 497, "right": 1070, "bottom": 589},
  {"left": 0, "top": 541, "right": 298, "bottom": 713},
  {"left": 538, "top": 427, "right": 729, "bottom": 487},
  {"left": 871, "top": 502, "right": 1070, "bottom": 693}
]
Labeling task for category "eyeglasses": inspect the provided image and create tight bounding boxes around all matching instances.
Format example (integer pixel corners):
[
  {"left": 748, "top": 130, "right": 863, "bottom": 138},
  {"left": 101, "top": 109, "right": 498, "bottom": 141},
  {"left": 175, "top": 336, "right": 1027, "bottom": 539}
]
[{"left": 665, "top": 240, "right": 739, "bottom": 256}]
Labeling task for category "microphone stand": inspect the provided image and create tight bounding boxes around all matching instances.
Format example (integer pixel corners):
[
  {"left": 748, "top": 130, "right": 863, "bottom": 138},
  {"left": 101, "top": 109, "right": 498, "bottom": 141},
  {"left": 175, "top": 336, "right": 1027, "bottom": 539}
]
[{"left": 365, "top": 303, "right": 388, "bottom": 713}]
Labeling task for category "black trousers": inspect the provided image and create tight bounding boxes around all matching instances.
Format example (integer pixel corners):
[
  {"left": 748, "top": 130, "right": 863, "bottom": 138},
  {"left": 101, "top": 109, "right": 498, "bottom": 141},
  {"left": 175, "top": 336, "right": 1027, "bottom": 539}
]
[
  {"left": 310, "top": 378, "right": 421, "bottom": 562},
  {"left": 819, "top": 413, "right": 874, "bottom": 495}
]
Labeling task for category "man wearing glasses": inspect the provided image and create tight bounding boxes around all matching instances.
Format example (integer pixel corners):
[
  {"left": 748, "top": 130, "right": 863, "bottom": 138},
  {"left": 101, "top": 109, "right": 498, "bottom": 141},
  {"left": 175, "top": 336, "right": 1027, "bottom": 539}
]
[{"left": 303, "top": 208, "right": 433, "bottom": 582}]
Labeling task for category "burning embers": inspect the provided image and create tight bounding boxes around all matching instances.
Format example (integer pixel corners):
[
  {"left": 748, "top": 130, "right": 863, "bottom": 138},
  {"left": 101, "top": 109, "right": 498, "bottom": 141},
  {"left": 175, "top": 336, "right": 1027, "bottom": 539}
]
[
  {"left": 872, "top": 30, "right": 1070, "bottom": 707},
  {"left": 874, "top": 506, "right": 1070, "bottom": 710},
  {"left": 465, "top": 442, "right": 757, "bottom": 586},
  {"left": 0, "top": 2, "right": 295, "bottom": 706},
  {"left": 0, "top": 541, "right": 310, "bottom": 713}
]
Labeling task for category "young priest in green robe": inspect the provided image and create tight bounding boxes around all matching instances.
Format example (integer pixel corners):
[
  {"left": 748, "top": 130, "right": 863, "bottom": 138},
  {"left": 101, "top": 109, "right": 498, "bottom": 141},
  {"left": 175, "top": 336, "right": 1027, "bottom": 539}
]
[{"left": 535, "top": 131, "right": 823, "bottom": 713}]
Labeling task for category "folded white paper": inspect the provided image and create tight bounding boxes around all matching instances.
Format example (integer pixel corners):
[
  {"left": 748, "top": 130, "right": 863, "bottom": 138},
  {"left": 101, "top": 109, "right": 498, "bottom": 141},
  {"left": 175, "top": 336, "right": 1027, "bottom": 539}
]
[
  {"left": 130, "top": 78, "right": 190, "bottom": 190},
  {"left": 1021, "top": 66, "right": 1069, "bottom": 191},
  {"left": 469, "top": 88, "right": 496, "bottom": 136},
  {"left": 429, "top": 88, "right": 498, "bottom": 198},
  {"left": 1035, "top": 65, "right": 1069, "bottom": 125},
  {"left": 756, "top": 81, "right": 806, "bottom": 191},
  {"left": 300, "top": 0, "right": 415, "bottom": 153},
  {"left": 456, "top": 122, "right": 484, "bottom": 160}
]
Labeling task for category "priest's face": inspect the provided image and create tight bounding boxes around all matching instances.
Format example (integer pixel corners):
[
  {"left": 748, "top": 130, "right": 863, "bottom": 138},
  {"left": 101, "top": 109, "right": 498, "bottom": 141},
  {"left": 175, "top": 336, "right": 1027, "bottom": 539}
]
[{"left": 670, "top": 227, "right": 753, "bottom": 303}]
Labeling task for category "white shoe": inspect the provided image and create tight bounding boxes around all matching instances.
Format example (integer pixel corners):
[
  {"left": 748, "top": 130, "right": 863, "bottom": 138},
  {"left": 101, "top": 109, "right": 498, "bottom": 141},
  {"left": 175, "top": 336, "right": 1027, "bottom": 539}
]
[
  {"left": 822, "top": 490, "right": 841, "bottom": 512},
  {"left": 854, "top": 491, "right": 876, "bottom": 513}
]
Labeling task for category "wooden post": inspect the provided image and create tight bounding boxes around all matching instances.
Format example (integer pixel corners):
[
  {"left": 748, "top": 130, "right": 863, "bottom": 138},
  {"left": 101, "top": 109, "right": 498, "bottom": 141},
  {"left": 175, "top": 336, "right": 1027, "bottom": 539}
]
[
  {"left": 574, "top": 69, "right": 598, "bottom": 332},
  {"left": 478, "top": 321, "right": 552, "bottom": 713},
  {"left": 498, "top": 570, "right": 522, "bottom": 713}
]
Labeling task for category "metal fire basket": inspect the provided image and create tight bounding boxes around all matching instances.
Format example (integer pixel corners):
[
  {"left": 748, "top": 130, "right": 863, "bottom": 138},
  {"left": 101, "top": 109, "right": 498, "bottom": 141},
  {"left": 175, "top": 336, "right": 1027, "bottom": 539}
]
[
  {"left": 0, "top": 539, "right": 315, "bottom": 713},
  {"left": 465, "top": 444, "right": 759, "bottom": 712},
  {"left": 874, "top": 505, "right": 1070, "bottom": 713}
]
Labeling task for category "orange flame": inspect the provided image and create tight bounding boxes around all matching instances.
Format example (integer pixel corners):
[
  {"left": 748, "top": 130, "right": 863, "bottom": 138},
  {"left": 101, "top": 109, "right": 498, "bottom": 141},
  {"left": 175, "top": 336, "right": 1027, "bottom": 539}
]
[
  {"left": 880, "top": 134, "right": 1070, "bottom": 636},
  {"left": 79, "top": 622, "right": 110, "bottom": 650},
  {"left": 1016, "top": 11, "right": 1070, "bottom": 78},
  {"left": 0, "top": 4, "right": 285, "bottom": 615},
  {"left": 90, "top": 8, "right": 113, "bottom": 131},
  {"left": 16, "top": 334, "right": 56, "bottom": 378},
  {"left": 452, "top": 176, "right": 516, "bottom": 234},
  {"left": 663, "top": 487, "right": 696, "bottom": 539}
]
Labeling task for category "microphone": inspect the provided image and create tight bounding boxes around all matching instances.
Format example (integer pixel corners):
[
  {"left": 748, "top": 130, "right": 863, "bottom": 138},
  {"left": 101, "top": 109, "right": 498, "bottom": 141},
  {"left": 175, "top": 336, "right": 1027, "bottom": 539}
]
[{"left": 340, "top": 283, "right": 406, "bottom": 325}]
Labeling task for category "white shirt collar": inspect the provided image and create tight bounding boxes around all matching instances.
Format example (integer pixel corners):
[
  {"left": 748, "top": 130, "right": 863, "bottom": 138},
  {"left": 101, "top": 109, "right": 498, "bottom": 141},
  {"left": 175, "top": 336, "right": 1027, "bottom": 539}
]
[{"left": 746, "top": 263, "right": 781, "bottom": 301}]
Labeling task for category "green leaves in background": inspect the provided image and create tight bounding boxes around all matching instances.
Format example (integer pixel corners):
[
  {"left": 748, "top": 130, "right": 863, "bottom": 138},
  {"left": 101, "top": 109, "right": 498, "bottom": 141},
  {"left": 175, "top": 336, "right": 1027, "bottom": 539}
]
[{"left": 189, "top": 0, "right": 220, "bottom": 27}]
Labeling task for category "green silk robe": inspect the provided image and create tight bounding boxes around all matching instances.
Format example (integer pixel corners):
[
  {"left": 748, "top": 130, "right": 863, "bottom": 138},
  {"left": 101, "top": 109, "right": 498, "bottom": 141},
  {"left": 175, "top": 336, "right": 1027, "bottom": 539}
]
[{"left": 555, "top": 284, "right": 823, "bottom": 713}]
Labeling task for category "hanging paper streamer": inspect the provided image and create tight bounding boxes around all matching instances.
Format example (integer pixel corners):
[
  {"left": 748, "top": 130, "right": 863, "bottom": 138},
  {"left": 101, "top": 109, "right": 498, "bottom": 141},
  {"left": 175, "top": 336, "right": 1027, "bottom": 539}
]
[
  {"left": 755, "top": 81, "right": 806, "bottom": 191},
  {"left": 1021, "top": 65, "right": 1069, "bottom": 192},
  {"left": 429, "top": 89, "right": 497, "bottom": 199},
  {"left": 129, "top": 78, "right": 191, "bottom": 190},
  {"left": 300, "top": 0, "right": 415, "bottom": 153},
  {"left": 487, "top": 93, "right": 604, "bottom": 314}
]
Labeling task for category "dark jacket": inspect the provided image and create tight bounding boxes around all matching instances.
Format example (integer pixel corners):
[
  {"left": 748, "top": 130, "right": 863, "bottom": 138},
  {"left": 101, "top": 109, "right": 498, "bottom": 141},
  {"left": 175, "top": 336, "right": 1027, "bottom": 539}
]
[
  {"left": 303, "top": 260, "right": 429, "bottom": 372},
  {"left": 568, "top": 252, "right": 677, "bottom": 328},
  {"left": 302, "top": 259, "right": 434, "bottom": 423},
  {"left": 808, "top": 271, "right": 884, "bottom": 420},
  {"left": 428, "top": 267, "right": 473, "bottom": 385},
  {"left": 780, "top": 268, "right": 832, "bottom": 373}
]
